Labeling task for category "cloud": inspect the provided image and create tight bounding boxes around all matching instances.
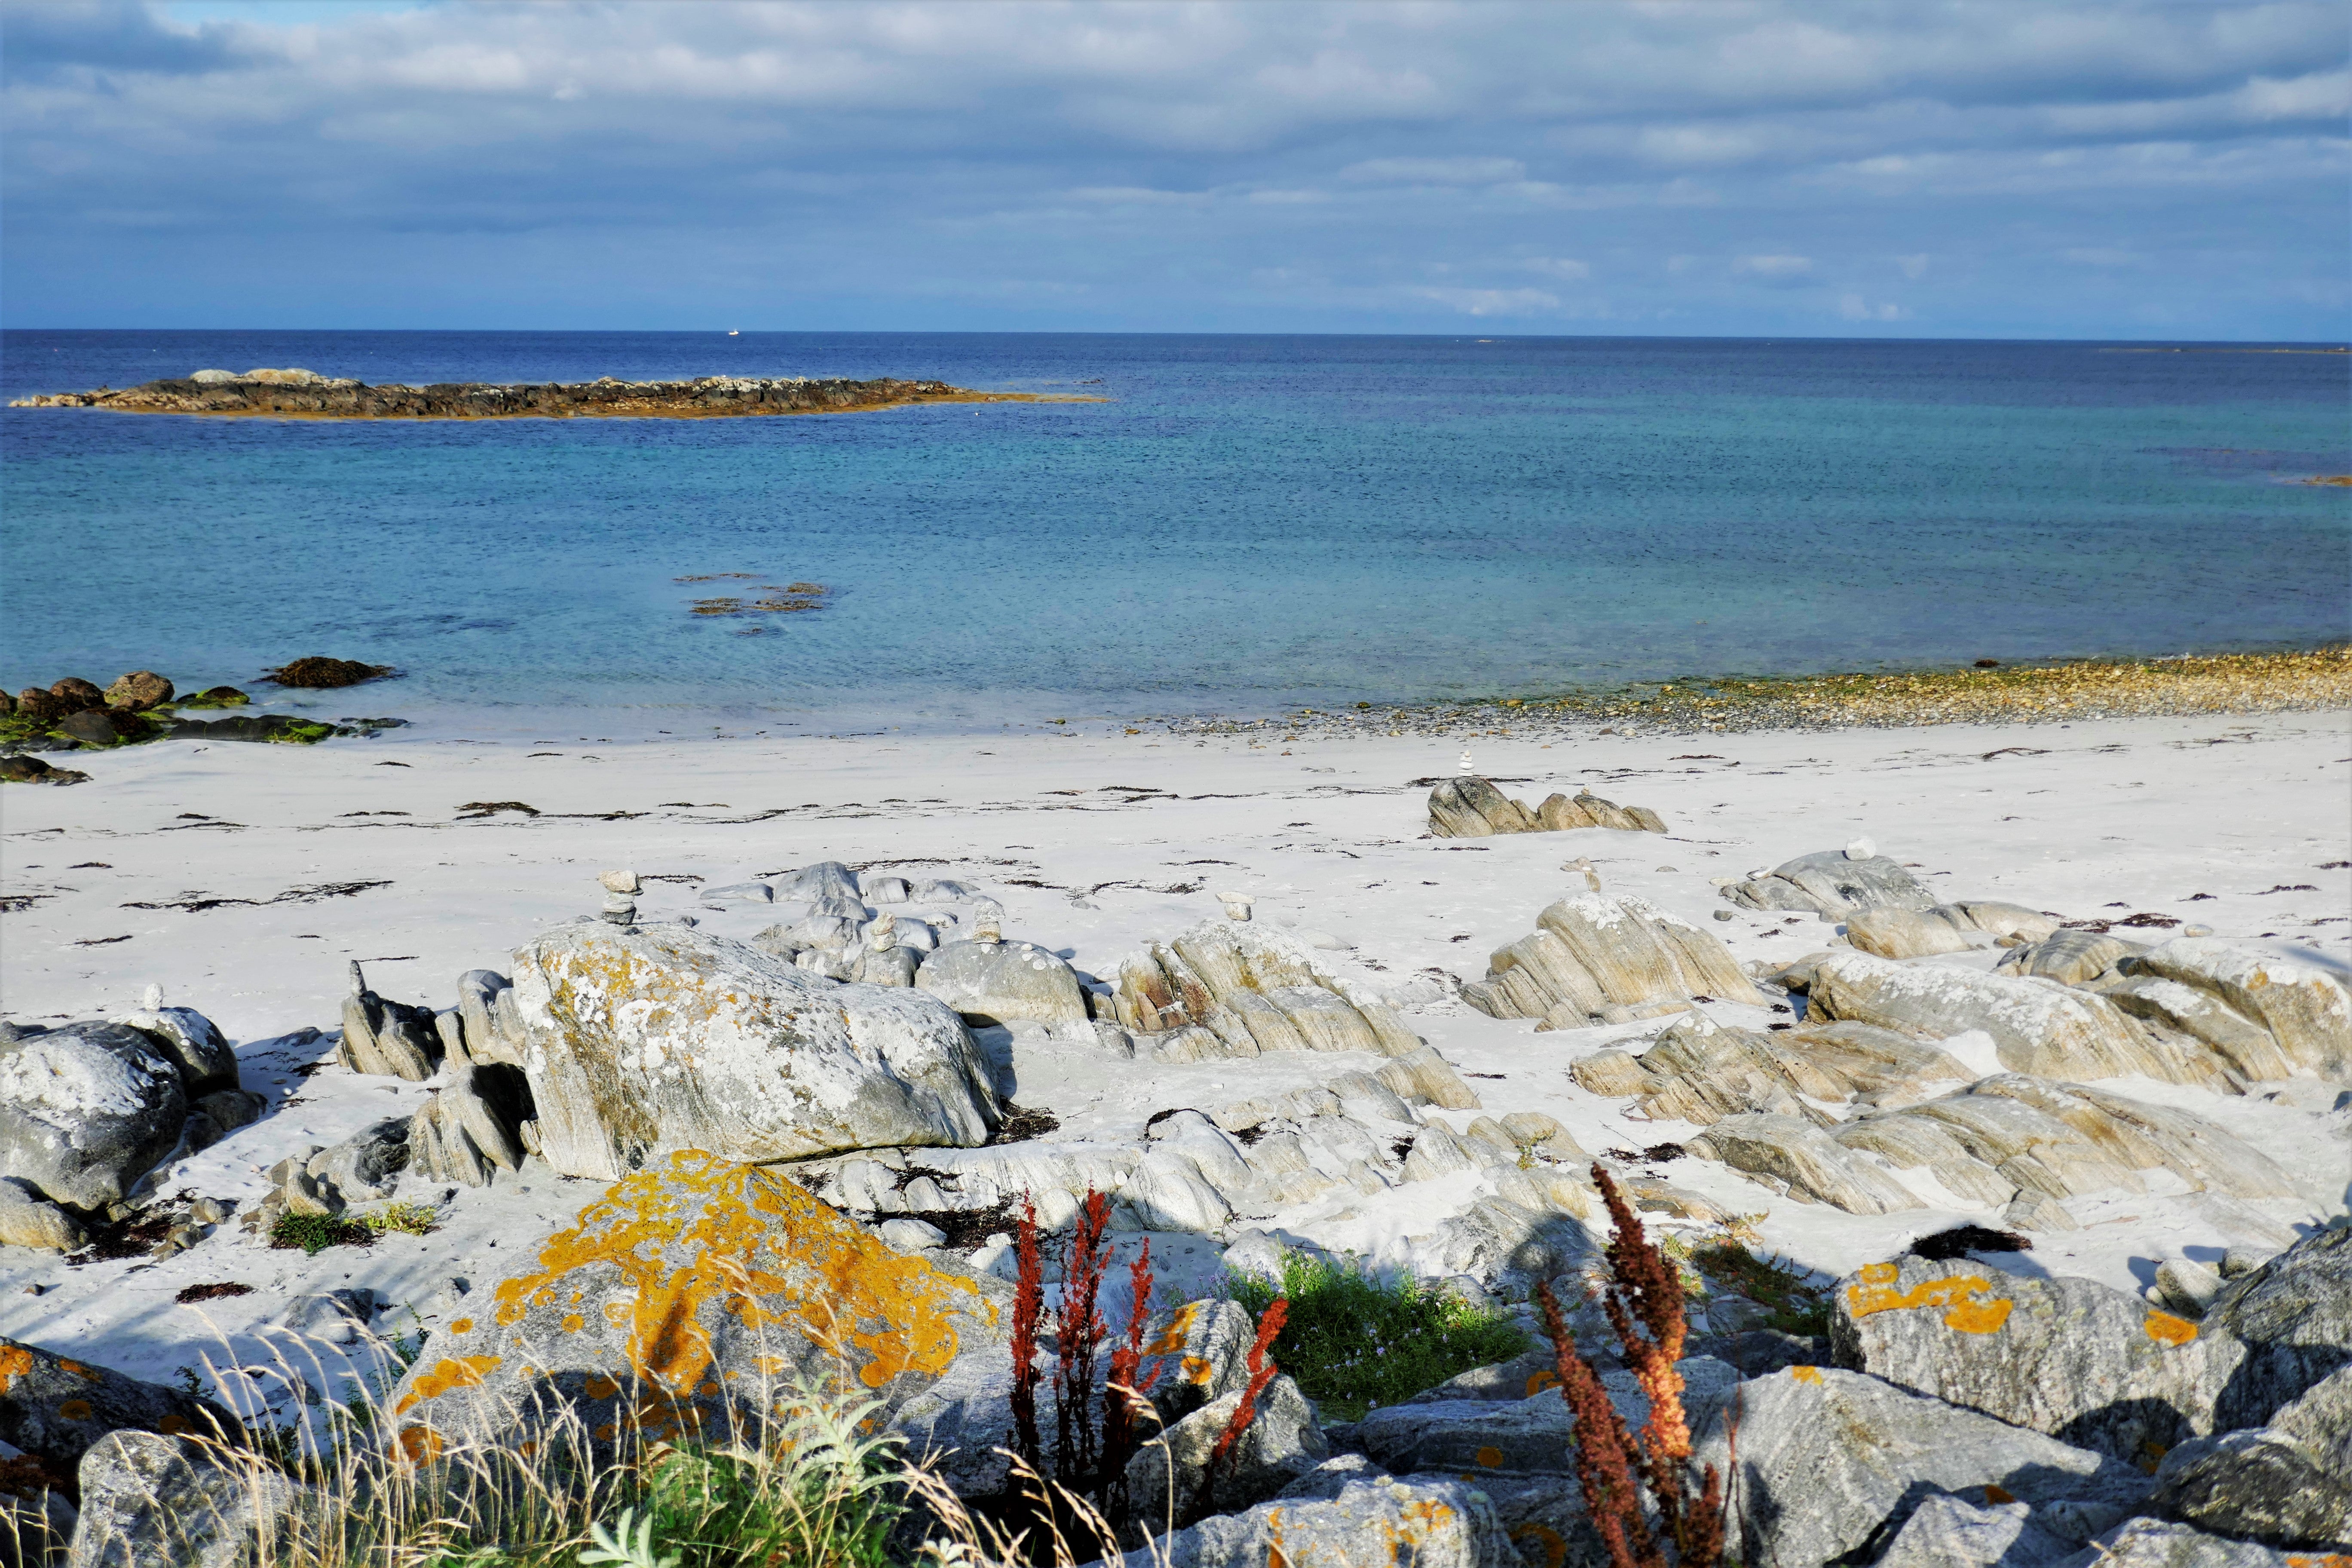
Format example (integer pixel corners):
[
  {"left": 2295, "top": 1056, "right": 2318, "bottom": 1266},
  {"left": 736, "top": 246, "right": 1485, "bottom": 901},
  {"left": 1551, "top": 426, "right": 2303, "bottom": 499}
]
[
  {"left": 1838, "top": 293, "right": 1907, "bottom": 321},
  {"left": 0, "top": 0, "right": 2343, "bottom": 334},
  {"left": 1415, "top": 286, "right": 1562, "bottom": 317}
]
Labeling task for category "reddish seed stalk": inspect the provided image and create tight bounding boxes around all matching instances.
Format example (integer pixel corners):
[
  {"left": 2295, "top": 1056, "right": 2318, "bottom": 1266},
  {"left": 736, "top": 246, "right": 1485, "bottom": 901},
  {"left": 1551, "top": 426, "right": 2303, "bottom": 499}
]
[
  {"left": 1055, "top": 1191, "right": 1112, "bottom": 1487},
  {"left": 1010, "top": 1195, "right": 1044, "bottom": 1473},
  {"left": 1207, "top": 1297, "right": 1288, "bottom": 1482}
]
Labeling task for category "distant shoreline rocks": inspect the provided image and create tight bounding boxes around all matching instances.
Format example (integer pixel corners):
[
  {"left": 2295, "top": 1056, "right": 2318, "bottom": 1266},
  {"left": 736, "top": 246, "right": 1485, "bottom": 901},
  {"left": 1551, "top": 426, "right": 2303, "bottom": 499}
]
[
  {"left": 1, "top": 665, "right": 406, "bottom": 772},
  {"left": 8, "top": 371, "right": 1090, "bottom": 421}
]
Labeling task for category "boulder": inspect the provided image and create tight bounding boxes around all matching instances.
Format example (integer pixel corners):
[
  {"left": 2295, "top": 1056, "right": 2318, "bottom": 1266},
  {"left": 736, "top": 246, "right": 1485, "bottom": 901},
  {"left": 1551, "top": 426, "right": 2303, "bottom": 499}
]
[
  {"left": 0, "top": 754, "right": 90, "bottom": 784},
  {"left": 99, "top": 673, "right": 172, "bottom": 712},
  {"left": 65, "top": 1430, "right": 312, "bottom": 1568},
  {"left": 56, "top": 710, "right": 146, "bottom": 747},
  {"left": 509, "top": 920, "right": 998, "bottom": 1179},
  {"left": 1585, "top": 1012, "right": 1975, "bottom": 1128},
  {"left": 110, "top": 1005, "right": 237, "bottom": 1098},
  {"left": 1122, "top": 1375, "right": 1327, "bottom": 1529},
  {"left": 2000, "top": 929, "right": 2138, "bottom": 985},
  {"left": 453, "top": 969, "right": 525, "bottom": 1067},
  {"left": 0, "top": 1023, "right": 189, "bottom": 1210},
  {"left": 1721, "top": 850, "right": 1936, "bottom": 918},
  {"left": 46, "top": 680, "right": 104, "bottom": 712},
  {"left": 1874, "top": 1494, "right": 2074, "bottom": 1567},
  {"left": 2133, "top": 939, "right": 2352, "bottom": 1079},
  {"left": 1104, "top": 1474, "right": 1525, "bottom": 1568},
  {"left": 2102, "top": 977, "right": 2292, "bottom": 1081},
  {"left": 2148, "top": 1364, "right": 2352, "bottom": 1550},
  {"left": 387, "top": 1151, "right": 1008, "bottom": 1464},
  {"left": 1357, "top": 1358, "right": 1741, "bottom": 1477},
  {"left": 14, "top": 689, "right": 68, "bottom": 726},
  {"left": 184, "top": 1089, "right": 264, "bottom": 1153},
  {"left": 917, "top": 940, "right": 1088, "bottom": 1028},
  {"left": 258, "top": 657, "right": 393, "bottom": 689},
  {"left": 0, "top": 1176, "right": 86, "bottom": 1252},
  {"left": 0, "top": 1337, "right": 239, "bottom": 1475},
  {"left": 1427, "top": 776, "right": 1536, "bottom": 837},
  {"left": 1693, "top": 1365, "right": 2153, "bottom": 1566},
  {"left": 303, "top": 1119, "right": 409, "bottom": 1204},
  {"left": 1112, "top": 920, "right": 1423, "bottom": 1060},
  {"left": 407, "top": 1063, "right": 531, "bottom": 1188},
  {"left": 1829, "top": 1255, "right": 2233, "bottom": 1462}
]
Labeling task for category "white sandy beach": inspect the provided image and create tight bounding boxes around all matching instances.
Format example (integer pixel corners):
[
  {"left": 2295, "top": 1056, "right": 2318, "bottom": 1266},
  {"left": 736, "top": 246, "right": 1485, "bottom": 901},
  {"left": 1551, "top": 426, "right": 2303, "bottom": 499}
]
[{"left": 3, "top": 708, "right": 2349, "bottom": 1409}]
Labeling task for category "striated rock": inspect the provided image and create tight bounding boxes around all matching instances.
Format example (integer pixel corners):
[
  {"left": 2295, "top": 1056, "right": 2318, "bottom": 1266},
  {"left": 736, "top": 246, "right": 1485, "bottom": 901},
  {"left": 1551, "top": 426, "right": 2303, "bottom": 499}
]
[
  {"left": 407, "top": 1063, "right": 532, "bottom": 1188},
  {"left": 1577, "top": 1011, "right": 1975, "bottom": 1129},
  {"left": 1692, "top": 1364, "right": 2153, "bottom": 1566},
  {"left": 453, "top": 969, "right": 525, "bottom": 1067},
  {"left": 2080, "top": 1516, "right": 2322, "bottom": 1565},
  {"left": 1829, "top": 1254, "right": 2233, "bottom": 1462},
  {"left": 2202, "top": 1226, "right": 2352, "bottom": 1433},
  {"left": 1113, "top": 919, "right": 1424, "bottom": 1063},
  {"left": 916, "top": 940, "right": 1087, "bottom": 1028},
  {"left": 0, "top": 1023, "right": 188, "bottom": 1210},
  {"left": 2133, "top": 939, "right": 2352, "bottom": 1079},
  {"left": 2102, "top": 977, "right": 2292, "bottom": 1081},
  {"left": 1428, "top": 776, "right": 1664, "bottom": 839},
  {"left": 0, "top": 1337, "right": 240, "bottom": 1476},
  {"left": 1357, "top": 1358, "right": 1740, "bottom": 1476},
  {"left": 2000, "top": 929, "right": 2138, "bottom": 985},
  {"left": 304, "top": 1119, "right": 409, "bottom": 1205},
  {"left": 1874, "top": 1494, "right": 2073, "bottom": 1568},
  {"left": 2147, "top": 1364, "right": 2352, "bottom": 1551},
  {"left": 1106, "top": 1474, "right": 1526, "bottom": 1568},
  {"left": 1463, "top": 894, "right": 1763, "bottom": 1025},
  {"left": 509, "top": 920, "right": 997, "bottom": 1179},
  {"left": 0, "top": 1176, "right": 86, "bottom": 1252},
  {"left": 99, "top": 672, "right": 172, "bottom": 712},
  {"left": 1807, "top": 951, "right": 2241, "bottom": 1086},
  {"left": 1846, "top": 904, "right": 1983, "bottom": 960},
  {"left": 1720, "top": 850, "right": 1936, "bottom": 918},
  {"left": 386, "top": 1151, "right": 1009, "bottom": 1464},
  {"left": 1687, "top": 1112, "right": 1924, "bottom": 1213},
  {"left": 1376, "top": 1044, "right": 1483, "bottom": 1110},
  {"left": 66, "top": 1430, "right": 314, "bottom": 1568},
  {"left": 336, "top": 963, "right": 440, "bottom": 1081}
]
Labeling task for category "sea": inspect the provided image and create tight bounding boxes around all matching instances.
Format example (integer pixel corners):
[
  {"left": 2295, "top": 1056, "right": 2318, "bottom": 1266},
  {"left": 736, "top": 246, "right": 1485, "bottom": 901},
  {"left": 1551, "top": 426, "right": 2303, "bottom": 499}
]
[{"left": 3, "top": 331, "right": 2346, "bottom": 736}]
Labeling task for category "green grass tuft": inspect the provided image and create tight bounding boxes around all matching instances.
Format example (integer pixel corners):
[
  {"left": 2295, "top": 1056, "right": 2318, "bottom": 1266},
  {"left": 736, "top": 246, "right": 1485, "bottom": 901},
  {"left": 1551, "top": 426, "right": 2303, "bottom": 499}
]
[{"left": 1226, "top": 1250, "right": 1530, "bottom": 1421}]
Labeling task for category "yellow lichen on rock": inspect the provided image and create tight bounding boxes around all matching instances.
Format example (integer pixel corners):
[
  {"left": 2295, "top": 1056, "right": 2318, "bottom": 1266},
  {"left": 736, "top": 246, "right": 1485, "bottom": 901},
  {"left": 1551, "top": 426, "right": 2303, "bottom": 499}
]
[{"left": 1844, "top": 1263, "right": 2015, "bottom": 1335}]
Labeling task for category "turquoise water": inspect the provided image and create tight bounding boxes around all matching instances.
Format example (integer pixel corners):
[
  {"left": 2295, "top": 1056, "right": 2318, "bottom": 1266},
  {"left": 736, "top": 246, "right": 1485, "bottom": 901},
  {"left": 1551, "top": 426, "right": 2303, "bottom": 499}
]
[{"left": 3, "top": 331, "right": 2345, "bottom": 732}]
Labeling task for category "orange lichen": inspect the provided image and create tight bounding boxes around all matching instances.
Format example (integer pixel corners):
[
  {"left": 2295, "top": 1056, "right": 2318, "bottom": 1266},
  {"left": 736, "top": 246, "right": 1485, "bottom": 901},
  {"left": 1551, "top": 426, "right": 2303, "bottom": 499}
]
[
  {"left": 490, "top": 1150, "right": 992, "bottom": 1395},
  {"left": 56, "top": 1400, "right": 92, "bottom": 1422},
  {"left": 2143, "top": 1312, "right": 2198, "bottom": 1347},
  {"left": 1525, "top": 1368, "right": 1560, "bottom": 1397},
  {"left": 1475, "top": 1445, "right": 1505, "bottom": 1468},
  {"left": 1182, "top": 1355, "right": 1214, "bottom": 1385},
  {"left": 448, "top": 1318, "right": 474, "bottom": 1335},
  {"left": 1845, "top": 1266, "right": 2015, "bottom": 1335},
  {"left": 1984, "top": 1483, "right": 2015, "bottom": 1504},
  {"left": 1510, "top": 1521, "right": 1569, "bottom": 1568},
  {"left": 562, "top": 1314, "right": 585, "bottom": 1334},
  {"left": 156, "top": 1414, "right": 191, "bottom": 1435},
  {"left": 1789, "top": 1365, "right": 1823, "bottom": 1384},
  {"left": 394, "top": 1356, "right": 505, "bottom": 1417},
  {"left": 397, "top": 1426, "right": 444, "bottom": 1465},
  {"left": 1147, "top": 1302, "right": 1200, "bottom": 1355},
  {"left": 0, "top": 1347, "right": 31, "bottom": 1391}
]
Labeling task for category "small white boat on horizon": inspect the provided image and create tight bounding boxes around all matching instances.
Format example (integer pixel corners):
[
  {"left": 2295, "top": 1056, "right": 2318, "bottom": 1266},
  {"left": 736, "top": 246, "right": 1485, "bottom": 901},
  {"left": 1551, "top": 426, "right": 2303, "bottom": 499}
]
[{"left": 727, "top": 328, "right": 740, "bottom": 336}]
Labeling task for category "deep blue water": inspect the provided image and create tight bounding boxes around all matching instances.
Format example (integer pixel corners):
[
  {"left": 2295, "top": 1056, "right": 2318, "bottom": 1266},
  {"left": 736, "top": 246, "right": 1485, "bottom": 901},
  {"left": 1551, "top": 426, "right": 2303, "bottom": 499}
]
[{"left": 3, "top": 331, "right": 2346, "bottom": 733}]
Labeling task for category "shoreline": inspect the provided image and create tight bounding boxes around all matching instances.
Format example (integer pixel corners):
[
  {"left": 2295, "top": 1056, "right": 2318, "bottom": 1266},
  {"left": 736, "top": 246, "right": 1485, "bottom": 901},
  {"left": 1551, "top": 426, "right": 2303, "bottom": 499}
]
[{"left": 6, "top": 371, "right": 1101, "bottom": 421}]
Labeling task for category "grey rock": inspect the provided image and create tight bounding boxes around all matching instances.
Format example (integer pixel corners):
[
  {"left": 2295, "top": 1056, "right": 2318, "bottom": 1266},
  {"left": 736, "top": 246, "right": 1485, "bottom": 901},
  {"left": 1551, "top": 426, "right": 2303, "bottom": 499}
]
[
  {"left": 66, "top": 1431, "right": 313, "bottom": 1568},
  {"left": 455, "top": 969, "right": 523, "bottom": 1067},
  {"left": 1723, "top": 850, "right": 1936, "bottom": 918},
  {"left": 406, "top": 1062, "right": 528, "bottom": 1188},
  {"left": 2133, "top": 939, "right": 2352, "bottom": 1079},
  {"left": 774, "top": 861, "right": 860, "bottom": 903},
  {"left": 1427, "top": 776, "right": 1537, "bottom": 837},
  {"left": 509, "top": 920, "right": 998, "bottom": 1179},
  {"left": 1686, "top": 1112, "right": 1924, "bottom": 1214},
  {"left": 304, "top": 1119, "right": 409, "bottom": 1204},
  {"left": 2000, "top": 929, "right": 2139, "bottom": 985},
  {"left": 1109, "top": 1475, "right": 1525, "bottom": 1568},
  {"left": 1876, "top": 1493, "right": 2074, "bottom": 1567},
  {"left": 1, "top": 1482, "right": 76, "bottom": 1566},
  {"left": 280, "top": 1290, "right": 375, "bottom": 1346},
  {"left": 184, "top": 1090, "right": 264, "bottom": 1154},
  {"left": 699, "top": 881, "right": 773, "bottom": 905},
  {"left": 2203, "top": 1225, "right": 2352, "bottom": 1432},
  {"left": 335, "top": 965, "right": 439, "bottom": 1081},
  {"left": 878, "top": 1217, "right": 946, "bottom": 1250},
  {"left": 2072, "top": 1516, "right": 2318, "bottom": 1565},
  {"left": 1123, "top": 1375, "right": 1327, "bottom": 1530},
  {"left": 1695, "top": 1365, "right": 2152, "bottom": 1567},
  {"left": 1467, "top": 895, "right": 1763, "bottom": 1025},
  {"left": 0, "top": 1175, "right": 86, "bottom": 1252},
  {"left": 1358, "top": 1358, "right": 1740, "bottom": 1476},
  {"left": 917, "top": 940, "right": 1088, "bottom": 1028},
  {"left": 1848, "top": 905, "right": 1983, "bottom": 960},
  {"left": 1830, "top": 1254, "right": 2233, "bottom": 1462},
  {"left": 1402, "top": 1348, "right": 1565, "bottom": 1406},
  {"left": 2156, "top": 1259, "right": 2224, "bottom": 1320},
  {"left": 0, "top": 1022, "right": 189, "bottom": 1210},
  {"left": 2148, "top": 1365, "right": 2352, "bottom": 1550}
]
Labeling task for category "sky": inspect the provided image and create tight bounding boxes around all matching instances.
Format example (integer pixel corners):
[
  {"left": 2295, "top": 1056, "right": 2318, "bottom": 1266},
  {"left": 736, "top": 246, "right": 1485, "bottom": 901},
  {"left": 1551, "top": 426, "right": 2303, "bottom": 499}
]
[{"left": 2, "top": 0, "right": 2346, "bottom": 338}]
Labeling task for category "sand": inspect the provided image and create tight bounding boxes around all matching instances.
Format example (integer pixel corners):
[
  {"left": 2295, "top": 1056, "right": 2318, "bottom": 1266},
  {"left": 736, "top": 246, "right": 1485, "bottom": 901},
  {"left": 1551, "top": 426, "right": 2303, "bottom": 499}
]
[{"left": 2, "top": 707, "right": 2347, "bottom": 1410}]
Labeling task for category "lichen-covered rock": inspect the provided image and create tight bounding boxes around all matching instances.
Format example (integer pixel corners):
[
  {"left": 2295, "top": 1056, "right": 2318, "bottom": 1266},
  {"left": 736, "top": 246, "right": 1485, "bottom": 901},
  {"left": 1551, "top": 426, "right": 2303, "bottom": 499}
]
[
  {"left": 2133, "top": 939, "right": 2352, "bottom": 1079},
  {"left": 1108, "top": 1474, "right": 1526, "bottom": 1568},
  {"left": 510, "top": 920, "right": 998, "bottom": 1179},
  {"left": 1691, "top": 1365, "right": 2153, "bottom": 1567},
  {"left": 99, "top": 672, "right": 172, "bottom": 712},
  {"left": 387, "top": 1151, "right": 1008, "bottom": 1464},
  {"left": 1464, "top": 894, "right": 1763, "bottom": 1024},
  {"left": 0, "top": 1337, "right": 240, "bottom": 1475},
  {"left": 66, "top": 1430, "right": 313, "bottom": 1568},
  {"left": 1687, "top": 1112, "right": 1925, "bottom": 1213},
  {"left": 0, "top": 1023, "right": 189, "bottom": 1210},
  {"left": 2148, "top": 1365, "right": 2352, "bottom": 1551},
  {"left": 916, "top": 940, "right": 1087, "bottom": 1028},
  {"left": 1828, "top": 1255, "right": 2234, "bottom": 1462}
]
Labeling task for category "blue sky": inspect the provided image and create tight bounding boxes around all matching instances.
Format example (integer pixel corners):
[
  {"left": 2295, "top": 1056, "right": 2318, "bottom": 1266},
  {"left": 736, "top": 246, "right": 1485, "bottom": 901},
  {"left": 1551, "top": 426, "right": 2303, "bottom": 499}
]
[{"left": 3, "top": 0, "right": 2346, "bottom": 337}]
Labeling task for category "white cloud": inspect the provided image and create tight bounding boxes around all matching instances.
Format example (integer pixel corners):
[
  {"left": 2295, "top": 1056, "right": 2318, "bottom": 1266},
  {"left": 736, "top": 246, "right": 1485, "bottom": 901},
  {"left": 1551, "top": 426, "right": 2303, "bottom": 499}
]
[
  {"left": 1415, "top": 286, "right": 1561, "bottom": 317},
  {"left": 1519, "top": 256, "right": 1592, "bottom": 281},
  {"left": 1838, "top": 294, "right": 1907, "bottom": 321}
]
